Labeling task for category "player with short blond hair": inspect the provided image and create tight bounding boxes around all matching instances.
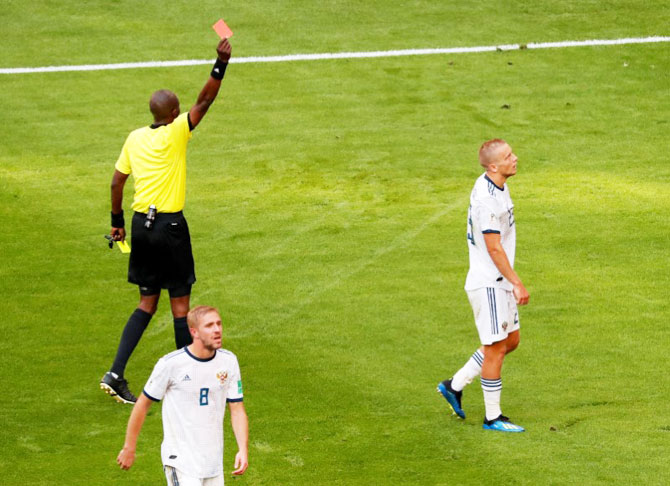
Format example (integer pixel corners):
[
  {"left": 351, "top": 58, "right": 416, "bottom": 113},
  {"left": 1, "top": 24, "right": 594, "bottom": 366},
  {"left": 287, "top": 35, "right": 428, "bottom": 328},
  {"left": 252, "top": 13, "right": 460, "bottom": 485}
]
[
  {"left": 438, "top": 139, "right": 529, "bottom": 432},
  {"left": 117, "top": 306, "right": 249, "bottom": 484}
]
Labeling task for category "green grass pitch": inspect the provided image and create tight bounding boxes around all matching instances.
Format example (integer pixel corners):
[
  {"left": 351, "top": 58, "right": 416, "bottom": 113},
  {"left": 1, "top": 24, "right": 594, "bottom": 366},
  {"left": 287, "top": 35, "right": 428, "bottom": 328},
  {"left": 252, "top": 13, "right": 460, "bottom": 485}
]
[{"left": 1, "top": 1, "right": 669, "bottom": 484}]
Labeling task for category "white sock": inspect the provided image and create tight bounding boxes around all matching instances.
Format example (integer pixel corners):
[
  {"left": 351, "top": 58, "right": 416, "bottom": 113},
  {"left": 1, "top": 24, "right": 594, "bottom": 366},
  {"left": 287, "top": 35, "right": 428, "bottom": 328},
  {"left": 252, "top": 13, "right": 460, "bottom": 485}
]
[
  {"left": 451, "top": 349, "right": 484, "bottom": 392},
  {"left": 481, "top": 377, "right": 502, "bottom": 421}
]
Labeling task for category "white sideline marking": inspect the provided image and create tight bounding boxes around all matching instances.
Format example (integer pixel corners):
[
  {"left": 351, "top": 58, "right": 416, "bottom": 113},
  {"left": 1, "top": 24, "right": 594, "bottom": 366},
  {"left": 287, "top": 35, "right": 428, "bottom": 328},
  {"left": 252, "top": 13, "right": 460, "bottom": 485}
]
[{"left": 1, "top": 36, "right": 668, "bottom": 74}]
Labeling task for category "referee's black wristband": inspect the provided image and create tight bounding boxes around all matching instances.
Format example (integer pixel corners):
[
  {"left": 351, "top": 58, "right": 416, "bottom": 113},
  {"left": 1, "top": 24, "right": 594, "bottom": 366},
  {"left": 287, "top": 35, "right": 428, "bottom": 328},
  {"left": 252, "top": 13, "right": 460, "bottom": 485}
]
[
  {"left": 211, "top": 59, "right": 228, "bottom": 80},
  {"left": 111, "top": 211, "right": 125, "bottom": 228}
]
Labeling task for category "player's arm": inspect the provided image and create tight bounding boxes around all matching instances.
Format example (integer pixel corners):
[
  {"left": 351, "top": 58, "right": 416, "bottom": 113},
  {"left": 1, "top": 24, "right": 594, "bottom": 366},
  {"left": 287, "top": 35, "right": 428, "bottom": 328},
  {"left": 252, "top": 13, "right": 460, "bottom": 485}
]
[
  {"left": 117, "top": 394, "right": 153, "bottom": 470},
  {"left": 189, "top": 38, "right": 232, "bottom": 130},
  {"left": 110, "top": 169, "right": 130, "bottom": 242},
  {"left": 483, "top": 232, "right": 529, "bottom": 305},
  {"left": 228, "top": 401, "right": 249, "bottom": 475}
]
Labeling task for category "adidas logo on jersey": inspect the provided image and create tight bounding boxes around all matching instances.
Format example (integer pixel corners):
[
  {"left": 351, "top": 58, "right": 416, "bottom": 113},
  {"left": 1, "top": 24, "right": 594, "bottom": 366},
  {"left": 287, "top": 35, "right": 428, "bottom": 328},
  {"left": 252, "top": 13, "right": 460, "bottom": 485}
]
[{"left": 182, "top": 374, "right": 191, "bottom": 382}]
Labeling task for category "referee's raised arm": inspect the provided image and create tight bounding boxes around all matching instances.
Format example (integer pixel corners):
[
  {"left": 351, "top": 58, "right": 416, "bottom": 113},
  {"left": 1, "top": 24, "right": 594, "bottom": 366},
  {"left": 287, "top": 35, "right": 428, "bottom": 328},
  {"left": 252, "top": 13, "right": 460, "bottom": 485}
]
[{"left": 189, "top": 38, "right": 232, "bottom": 129}]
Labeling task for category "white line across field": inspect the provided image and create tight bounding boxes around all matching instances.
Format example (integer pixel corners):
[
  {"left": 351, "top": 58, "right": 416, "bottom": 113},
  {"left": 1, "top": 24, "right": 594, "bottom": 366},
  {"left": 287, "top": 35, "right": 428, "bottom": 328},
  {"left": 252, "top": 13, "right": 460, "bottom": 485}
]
[{"left": 1, "top": 36, "right": 668, "bottom": 74}]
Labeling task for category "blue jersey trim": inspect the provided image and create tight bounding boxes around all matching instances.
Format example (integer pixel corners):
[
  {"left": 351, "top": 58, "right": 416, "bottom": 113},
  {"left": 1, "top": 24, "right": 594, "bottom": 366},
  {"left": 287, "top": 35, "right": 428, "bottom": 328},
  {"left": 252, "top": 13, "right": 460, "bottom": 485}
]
[
  {"left": 484, "top": 175, "right": 505, "bottom": 191},
  {"left": 185, "top": 346, "right": 217, "bottom": 362},
  {"left": 482, "top": 229, "right": 501, "bottom": 234},
  {"left": 226, "top": 397, "right": 244, "bottom": 403},
  {"left": 143, "top": 390, "right": 161, "bottom": 402}
]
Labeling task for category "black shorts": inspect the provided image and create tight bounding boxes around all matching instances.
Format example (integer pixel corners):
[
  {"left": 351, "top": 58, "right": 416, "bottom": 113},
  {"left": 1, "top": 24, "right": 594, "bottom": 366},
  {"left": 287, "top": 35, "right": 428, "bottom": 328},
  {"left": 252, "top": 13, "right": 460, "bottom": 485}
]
[
  {"left": 128, "top": 211, "right": 196, "bottom": 292},
  {"left": 139, "top": 283, "right": 191, "bottom": 298}
]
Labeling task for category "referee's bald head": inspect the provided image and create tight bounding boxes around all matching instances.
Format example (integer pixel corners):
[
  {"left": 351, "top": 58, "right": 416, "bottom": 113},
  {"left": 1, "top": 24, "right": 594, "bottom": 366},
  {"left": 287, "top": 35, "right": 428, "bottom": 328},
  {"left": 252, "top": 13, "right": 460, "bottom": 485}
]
[{"left": 149, "top": 89, "right": 180, "bottom": 122}]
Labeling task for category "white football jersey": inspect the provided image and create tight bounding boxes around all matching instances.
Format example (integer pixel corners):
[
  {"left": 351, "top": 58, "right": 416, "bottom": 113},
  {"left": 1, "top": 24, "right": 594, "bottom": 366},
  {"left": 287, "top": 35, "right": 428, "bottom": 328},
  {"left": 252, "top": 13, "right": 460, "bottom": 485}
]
[
  {"left": 143, "top": 347, "right": 244, "bottom": 479},
  {"left": 464, "top": 173, "right": 516, "bottom": 291}
]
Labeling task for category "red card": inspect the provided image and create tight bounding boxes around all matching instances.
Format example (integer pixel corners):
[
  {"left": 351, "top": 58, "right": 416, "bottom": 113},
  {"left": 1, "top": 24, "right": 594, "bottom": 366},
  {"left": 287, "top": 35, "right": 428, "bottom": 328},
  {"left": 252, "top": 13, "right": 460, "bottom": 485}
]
[{"left": 212, "top": 19, "right": 233, "bottom": 39}]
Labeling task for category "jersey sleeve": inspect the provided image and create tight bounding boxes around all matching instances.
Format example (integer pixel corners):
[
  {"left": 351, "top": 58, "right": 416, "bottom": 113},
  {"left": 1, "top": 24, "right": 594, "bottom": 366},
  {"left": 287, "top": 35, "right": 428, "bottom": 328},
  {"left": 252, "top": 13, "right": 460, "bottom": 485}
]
[
  {"left": 226, "top": 356, "right": 244, "bottom": 403},
  {"left": 114, "top": 135, "right": 133, "bottom": 174},
  {"left": 473, "top": 198, "right": 503, "bottom": 234},
  {"left": 169, "top": 112, "right": 193, "bottom": 145},
  {"left": 143, "top": 357, "right": 171, "bottom": 402}
]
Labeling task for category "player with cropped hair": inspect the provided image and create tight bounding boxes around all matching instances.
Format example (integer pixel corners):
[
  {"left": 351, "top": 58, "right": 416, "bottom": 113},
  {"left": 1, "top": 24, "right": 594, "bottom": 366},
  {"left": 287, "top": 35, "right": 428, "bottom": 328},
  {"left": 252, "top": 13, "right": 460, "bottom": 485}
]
[
  {"left": 437, "top": 139, "right": 529, "bottom": 432},
  {"left": 117, "top": 305, "right": 249, "bottom": 484}
]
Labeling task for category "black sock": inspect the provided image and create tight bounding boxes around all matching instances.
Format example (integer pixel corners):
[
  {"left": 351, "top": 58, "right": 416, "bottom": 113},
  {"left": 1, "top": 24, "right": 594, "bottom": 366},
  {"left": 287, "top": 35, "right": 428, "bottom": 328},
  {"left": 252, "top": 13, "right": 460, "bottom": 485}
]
[
  {"left": 110, "top": 308, "right": 153, "bottom": 377},
  {"left": 174, "top": 316, "right": 192, "bottom": 349}
]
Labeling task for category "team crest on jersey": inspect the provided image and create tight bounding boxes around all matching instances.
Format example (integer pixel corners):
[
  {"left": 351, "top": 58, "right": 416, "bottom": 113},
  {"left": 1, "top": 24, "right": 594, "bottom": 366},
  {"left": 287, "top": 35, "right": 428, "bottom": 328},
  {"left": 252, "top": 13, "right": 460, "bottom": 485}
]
[{"left": 216, "top": 371, "right": 229, "bottom": 386}]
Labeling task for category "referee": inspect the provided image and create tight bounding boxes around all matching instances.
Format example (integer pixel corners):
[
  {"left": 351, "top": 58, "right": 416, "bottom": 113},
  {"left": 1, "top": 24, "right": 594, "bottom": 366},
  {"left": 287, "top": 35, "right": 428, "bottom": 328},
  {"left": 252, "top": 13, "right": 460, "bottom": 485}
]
[{"left": 100, "top": 38, "right": 232, "bottom": 404}]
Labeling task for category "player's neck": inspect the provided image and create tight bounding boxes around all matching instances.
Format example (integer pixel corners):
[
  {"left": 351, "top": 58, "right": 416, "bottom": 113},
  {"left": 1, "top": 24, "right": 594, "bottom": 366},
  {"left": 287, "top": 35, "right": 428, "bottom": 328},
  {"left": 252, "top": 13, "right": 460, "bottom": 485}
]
[
  {"left": 485, "top": 171, "right": 507, "bottom": 188},
  {"left": 187, "top": 343, "right": 216, "bottom": 360}
]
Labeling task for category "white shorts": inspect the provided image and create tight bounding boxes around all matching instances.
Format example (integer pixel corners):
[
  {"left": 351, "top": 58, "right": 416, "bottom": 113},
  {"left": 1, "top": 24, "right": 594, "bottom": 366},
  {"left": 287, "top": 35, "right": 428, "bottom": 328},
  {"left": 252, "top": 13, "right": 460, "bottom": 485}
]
[
  {"left": 467, "top": 287, "right": 519, "bottom": 345},
  {"left": 164, "top": 466, "right": 224, "bottom": 486}
]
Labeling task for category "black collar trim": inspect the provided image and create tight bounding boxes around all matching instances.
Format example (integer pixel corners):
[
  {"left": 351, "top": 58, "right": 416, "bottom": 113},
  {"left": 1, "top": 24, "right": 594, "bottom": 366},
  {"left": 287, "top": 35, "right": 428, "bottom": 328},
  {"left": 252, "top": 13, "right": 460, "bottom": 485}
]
[{"left": 185, "top": 346, "right": 216, "bottom": 362}]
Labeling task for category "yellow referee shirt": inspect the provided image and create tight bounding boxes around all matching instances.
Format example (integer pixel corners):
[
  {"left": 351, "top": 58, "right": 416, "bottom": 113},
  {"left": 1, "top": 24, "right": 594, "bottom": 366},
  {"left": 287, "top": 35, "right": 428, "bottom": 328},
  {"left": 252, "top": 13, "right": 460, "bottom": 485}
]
[{"left": 115, "top": 112, "right": 192, "bottom": 213}]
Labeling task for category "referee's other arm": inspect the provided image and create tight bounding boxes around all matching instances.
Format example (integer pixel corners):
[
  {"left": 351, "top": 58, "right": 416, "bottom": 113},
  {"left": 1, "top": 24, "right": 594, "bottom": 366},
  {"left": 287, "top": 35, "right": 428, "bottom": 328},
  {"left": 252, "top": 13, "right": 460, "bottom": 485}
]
[{"left": 109, "top": 38, "right": 232, "bottom": 241}]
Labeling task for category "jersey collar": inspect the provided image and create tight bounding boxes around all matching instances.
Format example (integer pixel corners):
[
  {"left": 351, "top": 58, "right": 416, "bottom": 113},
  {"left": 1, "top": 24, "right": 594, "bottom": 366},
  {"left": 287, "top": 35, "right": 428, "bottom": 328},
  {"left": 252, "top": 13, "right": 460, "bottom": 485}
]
[
  {"left": 184, "top": 346, "right": 217, "bottom": 362},
  {"left": 484, "top": 174, "right": 505, "bottom": 191}
]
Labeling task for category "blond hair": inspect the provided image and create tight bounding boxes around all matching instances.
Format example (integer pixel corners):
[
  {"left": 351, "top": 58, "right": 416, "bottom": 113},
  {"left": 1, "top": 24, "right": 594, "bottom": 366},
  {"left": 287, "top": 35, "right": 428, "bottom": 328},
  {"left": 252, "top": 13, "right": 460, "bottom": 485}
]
[
  {"left": 478, "top": 139, "right": 507, "bottom": 168},
  {"left": 187, "top": 305, "right": 219, "bottom": 329}
]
